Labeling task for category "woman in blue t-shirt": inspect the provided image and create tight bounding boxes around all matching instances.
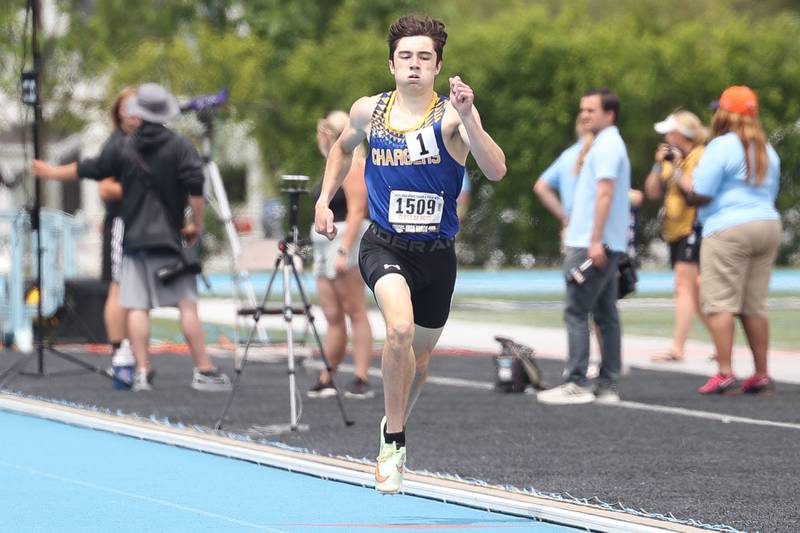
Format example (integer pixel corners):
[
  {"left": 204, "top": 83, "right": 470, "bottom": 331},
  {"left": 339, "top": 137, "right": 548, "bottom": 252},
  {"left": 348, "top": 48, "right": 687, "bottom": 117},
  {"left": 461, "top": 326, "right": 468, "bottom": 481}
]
[{"left": 680, "top": 86, "right": 781, "bottom": 396}]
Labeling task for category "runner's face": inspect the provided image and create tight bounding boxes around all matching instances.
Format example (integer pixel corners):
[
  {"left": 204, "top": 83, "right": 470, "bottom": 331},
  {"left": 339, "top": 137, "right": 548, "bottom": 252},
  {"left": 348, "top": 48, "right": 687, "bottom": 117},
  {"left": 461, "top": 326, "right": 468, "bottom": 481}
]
[
  {"left": 389, "top": 36, "right": 441, "bottom": 90},
  {"left": 579, "top": 95, "right": 614, "bottom": 134}
]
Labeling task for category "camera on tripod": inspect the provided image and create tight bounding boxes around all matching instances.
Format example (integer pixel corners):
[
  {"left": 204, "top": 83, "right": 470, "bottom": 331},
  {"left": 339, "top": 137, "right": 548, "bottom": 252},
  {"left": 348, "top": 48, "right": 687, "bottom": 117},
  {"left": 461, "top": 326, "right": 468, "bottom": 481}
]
[
  {"left": 215, "top": 172, "right": 354, "bottom": 432},
  {"left": 280, "top": 175, "right": 310, "bottom": 243},
  {"left": 281, "top": 175, "right": 310, "bottom": 194}
]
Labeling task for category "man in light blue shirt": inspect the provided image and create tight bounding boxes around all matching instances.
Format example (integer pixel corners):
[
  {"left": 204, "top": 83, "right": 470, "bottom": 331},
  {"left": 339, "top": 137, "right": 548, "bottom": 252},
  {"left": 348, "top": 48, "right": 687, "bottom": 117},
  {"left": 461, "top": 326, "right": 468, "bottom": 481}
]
[{"left": 538, "top": 88, "right": 631, "bottom": 406}]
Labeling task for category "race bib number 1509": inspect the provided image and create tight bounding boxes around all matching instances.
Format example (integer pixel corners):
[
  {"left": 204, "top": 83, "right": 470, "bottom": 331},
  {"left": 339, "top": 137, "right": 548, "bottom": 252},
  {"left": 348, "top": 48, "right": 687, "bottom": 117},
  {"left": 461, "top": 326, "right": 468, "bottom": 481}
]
[{"left": 388, "top": 190, "right": 444, "bottom": 230}]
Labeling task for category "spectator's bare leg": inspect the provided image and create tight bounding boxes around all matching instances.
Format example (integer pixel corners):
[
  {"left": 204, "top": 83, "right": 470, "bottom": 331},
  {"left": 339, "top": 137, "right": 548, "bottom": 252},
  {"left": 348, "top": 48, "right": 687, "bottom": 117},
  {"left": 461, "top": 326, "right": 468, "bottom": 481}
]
[
  {"left": 339, "top": 268, "right": 373, "bottom": 382},
  {"left": 318, "top": 277, "right": 347, "bottom": 382},
  {"left": 127, "top": 309, "right": 150, "bottom": 372},
  {"left": 104, "top": 282, "right": 127, "bottom": 343},
  {"left": 672, "top": 262, "right": 699, "bottom": 357},
  {"left": 706, "top": 311, "right": 735, "bottom": 375},
  {"left": 178, "top": 298, "right": 213, "bottom": 372},
  {"left": 694, "top": 274, "right": 711, "bottom": 334},
  {"left": 740, "top": 314, "right": 769, "bottom": 376}
]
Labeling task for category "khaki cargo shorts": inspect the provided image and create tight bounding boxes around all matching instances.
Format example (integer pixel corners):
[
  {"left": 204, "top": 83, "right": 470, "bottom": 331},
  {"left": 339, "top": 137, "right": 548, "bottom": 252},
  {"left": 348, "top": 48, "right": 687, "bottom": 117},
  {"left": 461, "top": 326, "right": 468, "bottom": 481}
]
[{"left": 700, "top": 219, "right": 781, "bottom": 316}]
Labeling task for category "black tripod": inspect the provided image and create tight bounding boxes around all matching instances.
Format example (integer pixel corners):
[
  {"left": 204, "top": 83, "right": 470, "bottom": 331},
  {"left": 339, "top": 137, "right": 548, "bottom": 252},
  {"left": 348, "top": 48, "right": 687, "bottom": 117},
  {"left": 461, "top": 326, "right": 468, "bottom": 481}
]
[
  {"left": 215, "top": 176, "right": 353, "bottom": 432},
  {"left": 0, "top": 0, "right": 111, "bottom": 389}
]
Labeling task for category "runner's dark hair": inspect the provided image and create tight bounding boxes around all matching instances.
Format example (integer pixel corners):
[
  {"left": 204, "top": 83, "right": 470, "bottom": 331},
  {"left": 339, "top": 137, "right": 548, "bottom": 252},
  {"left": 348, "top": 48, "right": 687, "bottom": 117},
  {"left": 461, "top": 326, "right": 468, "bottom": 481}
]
[{"left": 388, "top": 16, "right": 447, "bottom": 64}]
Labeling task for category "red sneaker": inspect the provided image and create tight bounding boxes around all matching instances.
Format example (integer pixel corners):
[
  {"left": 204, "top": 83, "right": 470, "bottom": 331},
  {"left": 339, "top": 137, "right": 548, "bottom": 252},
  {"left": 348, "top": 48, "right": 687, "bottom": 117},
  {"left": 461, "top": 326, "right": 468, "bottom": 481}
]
[
  {"left": 740, "top": 375, "right": 774, "bottom": 395},
  {"left": 698, "top": 373, "right": 738, "bottom": 395}
]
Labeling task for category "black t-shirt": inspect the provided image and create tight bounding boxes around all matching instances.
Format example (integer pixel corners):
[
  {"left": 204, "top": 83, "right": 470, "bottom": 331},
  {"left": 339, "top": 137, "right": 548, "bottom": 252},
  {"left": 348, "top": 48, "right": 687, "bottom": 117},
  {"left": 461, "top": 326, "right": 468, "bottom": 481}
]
[
  {"left": 77, "top": 122, "right": 204, "bottom": 252},
  {"left": 312, "top": 181, "right": 348, "bottom": 223},
  {"left": 77, "top": 129, "right": 126, "bottom": 220}
]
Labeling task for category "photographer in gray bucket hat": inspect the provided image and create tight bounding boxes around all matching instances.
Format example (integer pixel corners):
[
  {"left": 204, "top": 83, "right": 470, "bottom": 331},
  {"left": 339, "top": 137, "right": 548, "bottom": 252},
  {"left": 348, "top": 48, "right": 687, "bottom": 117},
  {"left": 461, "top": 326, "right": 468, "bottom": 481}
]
[
  {"left": 97, "top": 82, "right": 231, "bottom": 392},
  {"left": 34, "top": 82, "right": 230, "bottom": 391},
  {"left": 110, "top": 83, "right": 231, "bottom": 391}
]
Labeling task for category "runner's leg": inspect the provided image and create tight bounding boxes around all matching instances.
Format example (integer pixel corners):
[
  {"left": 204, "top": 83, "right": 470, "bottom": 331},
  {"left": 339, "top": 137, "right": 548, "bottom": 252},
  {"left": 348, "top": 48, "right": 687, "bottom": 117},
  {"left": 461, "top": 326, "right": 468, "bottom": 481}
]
[{"left": 374, "top": 273, "right": 414, "bottom": 434}]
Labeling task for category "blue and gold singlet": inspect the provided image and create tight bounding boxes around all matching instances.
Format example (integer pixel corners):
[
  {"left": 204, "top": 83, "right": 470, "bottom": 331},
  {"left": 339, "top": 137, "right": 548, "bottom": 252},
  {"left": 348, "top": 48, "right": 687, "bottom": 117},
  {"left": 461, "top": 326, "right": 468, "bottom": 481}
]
[{"left": 365, "top": 91, "right": 465, "bottom": 240}]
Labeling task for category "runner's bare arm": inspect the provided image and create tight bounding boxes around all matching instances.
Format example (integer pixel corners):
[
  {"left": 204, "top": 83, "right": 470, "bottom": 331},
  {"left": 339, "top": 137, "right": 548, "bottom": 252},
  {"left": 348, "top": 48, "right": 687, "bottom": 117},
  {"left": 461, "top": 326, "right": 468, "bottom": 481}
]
[
  {"left": 447, "top": 76, "right": 506, "bottom": 181},
  {"left": 315, "top": 96, "right": 375, "bottom": 240}
]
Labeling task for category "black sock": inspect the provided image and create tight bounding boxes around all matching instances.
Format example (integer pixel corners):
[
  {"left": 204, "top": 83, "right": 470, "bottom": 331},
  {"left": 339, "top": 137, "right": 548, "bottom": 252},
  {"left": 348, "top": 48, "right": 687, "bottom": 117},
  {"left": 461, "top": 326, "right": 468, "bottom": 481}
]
[
  {"left": 383, "top": 426, "right": 406, "bottom": 447},
  {"left": 111, "top": 342, "right": 121, "bottom": 351}
]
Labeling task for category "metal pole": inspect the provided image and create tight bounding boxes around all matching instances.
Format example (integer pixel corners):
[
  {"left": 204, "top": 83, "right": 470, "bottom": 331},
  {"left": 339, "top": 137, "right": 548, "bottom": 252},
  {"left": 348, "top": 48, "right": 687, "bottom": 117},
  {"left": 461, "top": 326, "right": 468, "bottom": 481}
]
[
  {"left": 282, "top": 246, "right": 298, "bottom": 430},
  {"left": 30, "top": 0, "right": 45, "bottom": 375}
]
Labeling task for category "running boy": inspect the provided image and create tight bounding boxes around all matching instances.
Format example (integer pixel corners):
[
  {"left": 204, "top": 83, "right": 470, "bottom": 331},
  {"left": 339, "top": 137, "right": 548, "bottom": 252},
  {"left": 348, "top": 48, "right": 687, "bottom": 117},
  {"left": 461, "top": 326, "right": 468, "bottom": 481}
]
[{"left": 314, "top": 16, "right": 506, "bottom": 493}]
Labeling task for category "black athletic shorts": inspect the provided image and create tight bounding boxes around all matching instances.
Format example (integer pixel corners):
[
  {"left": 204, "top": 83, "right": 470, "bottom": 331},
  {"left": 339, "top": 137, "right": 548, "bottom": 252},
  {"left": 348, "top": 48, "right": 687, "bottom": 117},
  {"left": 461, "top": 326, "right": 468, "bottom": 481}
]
[
  {"left": 358, "top": 223, "right": 457, "bottom": 329},
  {"left": 669, "top": 224, "right": 702, "bottom": 267},
  {"left": 101, "top": 215, "right": 124, "bottom": 283}
]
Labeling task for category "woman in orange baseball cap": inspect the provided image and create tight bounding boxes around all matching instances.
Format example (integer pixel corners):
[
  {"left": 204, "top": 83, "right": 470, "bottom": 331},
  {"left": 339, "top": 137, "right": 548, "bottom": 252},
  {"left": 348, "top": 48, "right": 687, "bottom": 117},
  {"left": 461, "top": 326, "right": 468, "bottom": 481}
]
[{"left": 679, "top": 86, "right": 782, "bottom": 395}]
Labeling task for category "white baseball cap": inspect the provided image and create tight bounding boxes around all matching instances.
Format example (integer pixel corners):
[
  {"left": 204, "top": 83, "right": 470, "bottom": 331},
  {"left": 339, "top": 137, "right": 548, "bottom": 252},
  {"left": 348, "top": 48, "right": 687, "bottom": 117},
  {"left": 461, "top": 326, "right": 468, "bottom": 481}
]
[{"left": 653, "top": 111, "right": 708, "bottom": 142}]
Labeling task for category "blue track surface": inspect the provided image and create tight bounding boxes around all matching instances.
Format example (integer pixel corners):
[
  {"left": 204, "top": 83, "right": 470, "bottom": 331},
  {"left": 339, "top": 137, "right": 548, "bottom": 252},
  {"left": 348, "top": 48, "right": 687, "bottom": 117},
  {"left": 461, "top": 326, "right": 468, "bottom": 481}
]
[
  {"left": 201, "top": 268, "right": 800, "bottom": 297},
  {"left": 0, "top": 411, "right": 575, "bottom": 532}
]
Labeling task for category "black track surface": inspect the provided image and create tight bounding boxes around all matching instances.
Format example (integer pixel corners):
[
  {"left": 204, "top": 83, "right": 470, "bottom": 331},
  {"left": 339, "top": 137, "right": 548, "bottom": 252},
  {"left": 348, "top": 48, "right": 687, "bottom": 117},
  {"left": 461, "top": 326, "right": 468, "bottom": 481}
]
[{"left": 1, "top": 349, "right": 798, "bottom": 532}]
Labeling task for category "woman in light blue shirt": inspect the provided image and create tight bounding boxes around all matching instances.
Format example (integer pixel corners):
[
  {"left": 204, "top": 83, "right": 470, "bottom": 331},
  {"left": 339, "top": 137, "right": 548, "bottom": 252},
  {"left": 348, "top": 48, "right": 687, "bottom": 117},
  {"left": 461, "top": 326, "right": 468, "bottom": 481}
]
[{"left": 680, "top": 86, "right": 781, "bottom": 396}]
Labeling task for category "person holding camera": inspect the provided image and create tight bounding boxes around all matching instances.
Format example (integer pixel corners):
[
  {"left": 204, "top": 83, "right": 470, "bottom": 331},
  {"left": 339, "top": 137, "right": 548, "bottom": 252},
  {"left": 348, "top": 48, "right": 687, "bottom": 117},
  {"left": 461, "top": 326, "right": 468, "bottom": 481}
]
[
  {"left": 34, "top": 83, "right": 231, "bottom": 392},
  {"left": 307, "top": 110, "right": 374, "bottom": 400},
  {"left": 644, "top": 111, "right": 709, "bottom": 363},
  {"left": 537, "top": 88, "right": 630, "bottom": 406},
  {"left": 314, "top": 16, "right": 506, "bottom": 493},
  {"left": 679, "top": 86, "right": 781, "bottom": 395}
]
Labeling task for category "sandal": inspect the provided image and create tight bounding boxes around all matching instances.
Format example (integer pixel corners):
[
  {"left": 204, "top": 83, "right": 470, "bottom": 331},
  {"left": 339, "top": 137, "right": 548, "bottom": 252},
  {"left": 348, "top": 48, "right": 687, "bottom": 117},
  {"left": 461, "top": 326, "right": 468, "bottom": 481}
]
[{"left": 651, "top": 349, "right": 685, "bottom": 363}]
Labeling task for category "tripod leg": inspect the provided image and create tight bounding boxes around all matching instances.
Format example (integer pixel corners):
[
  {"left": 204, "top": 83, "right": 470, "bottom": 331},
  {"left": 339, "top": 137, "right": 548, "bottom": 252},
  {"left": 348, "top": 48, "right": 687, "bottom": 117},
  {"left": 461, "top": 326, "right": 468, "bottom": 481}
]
[
  {"left": 282, "top": 254, "right": 300, "bottom": 430},
  {"left": 290, "top": 257, "right": 354, "bottom": 427},
  {"left": 214, "top": 256, "right": 281, "bottom": 431},
  {"left": 45, "top": 346, "right": 116, "bottom": 380}
]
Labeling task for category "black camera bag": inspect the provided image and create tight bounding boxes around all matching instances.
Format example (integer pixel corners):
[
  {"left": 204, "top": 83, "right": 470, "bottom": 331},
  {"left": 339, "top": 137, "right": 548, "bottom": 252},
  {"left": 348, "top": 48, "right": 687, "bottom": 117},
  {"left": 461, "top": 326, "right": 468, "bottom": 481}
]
[{"left": 617, "top": 253, "right": 638, "bottom": 299}]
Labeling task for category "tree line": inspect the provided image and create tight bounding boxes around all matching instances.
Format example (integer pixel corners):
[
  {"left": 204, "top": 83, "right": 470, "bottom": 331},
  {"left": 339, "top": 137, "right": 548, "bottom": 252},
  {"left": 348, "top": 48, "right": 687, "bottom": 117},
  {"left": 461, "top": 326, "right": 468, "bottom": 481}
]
[{"left": 2, "top": 0, "right": 799, "bottom": 264}]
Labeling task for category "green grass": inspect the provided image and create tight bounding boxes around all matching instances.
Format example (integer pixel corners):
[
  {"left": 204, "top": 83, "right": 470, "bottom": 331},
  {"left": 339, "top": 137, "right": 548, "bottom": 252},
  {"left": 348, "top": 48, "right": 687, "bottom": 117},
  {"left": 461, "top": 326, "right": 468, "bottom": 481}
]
[
  {"left": 150, "top": 318, "right": 298, "bottom": 345},
  {"left": 151, "top": 296, "right": 799, "bottom": 352},
  {"left": 449, "top": 301, "right": 800, "bottom": 351}
]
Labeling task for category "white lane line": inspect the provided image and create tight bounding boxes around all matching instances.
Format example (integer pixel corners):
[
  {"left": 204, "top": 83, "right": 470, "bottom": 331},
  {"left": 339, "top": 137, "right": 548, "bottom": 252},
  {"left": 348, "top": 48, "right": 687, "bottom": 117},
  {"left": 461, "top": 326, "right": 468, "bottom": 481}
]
[
  {"left": 308, "top": 361, "right": 800, "bottom": 430},
  {"left": 617, "top": 401, "right": 800, "bottom": 430},
  {"left": 306, "top": 360, "right": 494, "bottom": 390},
  {"left": 0, "top": 462, "right": 287, "bottom": 532}
]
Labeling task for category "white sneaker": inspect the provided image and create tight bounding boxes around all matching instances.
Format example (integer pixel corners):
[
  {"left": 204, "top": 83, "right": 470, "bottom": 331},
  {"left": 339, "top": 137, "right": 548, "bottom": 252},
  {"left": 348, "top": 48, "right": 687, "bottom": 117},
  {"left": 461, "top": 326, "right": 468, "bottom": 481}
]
[
  {"left": 111, "top": 340, "right": 135, "bottom": 367},
  {"left": 106, "top": 340, "right": 136, "bottom": 378},
  {"left": 132, "top": 369, "right": 153, "bottom": 392},
  {"left": 595, "top": 387, "right": 621, "bottom": 404},
  {"left": 191, "top": 368, "right": 232, "bottom": 392},
  {"left": 375, "top": 416, "right": 405, "bottom": 494},
  {"left": 537, "top": 382, "right": 595, "bottom": 405}
]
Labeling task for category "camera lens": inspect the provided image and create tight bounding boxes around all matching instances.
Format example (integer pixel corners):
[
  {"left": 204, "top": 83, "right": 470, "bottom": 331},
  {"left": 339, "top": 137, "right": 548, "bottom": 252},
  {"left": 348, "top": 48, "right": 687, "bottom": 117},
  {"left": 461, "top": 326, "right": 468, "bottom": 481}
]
[{"left": 664, "top": 150, "right": 674, "bottom": 162}]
